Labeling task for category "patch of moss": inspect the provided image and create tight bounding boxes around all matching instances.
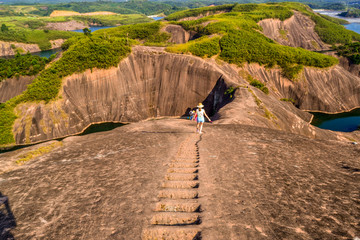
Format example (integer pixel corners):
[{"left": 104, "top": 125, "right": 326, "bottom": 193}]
[
  {"left": 279, "top": 29, "right": 288, "bottom": 40},
  {"left": 16, "top": 141, "right": 62, "bottom": 165}
]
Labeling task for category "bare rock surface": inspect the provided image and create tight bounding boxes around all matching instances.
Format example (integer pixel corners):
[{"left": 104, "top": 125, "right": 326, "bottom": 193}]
[
  {"left": 258, "top": 11, "right": 329, "bottom": 51},
  {"left": 178, "top": 10, "right": 228, "bottom": 21},
  {"left": 0, "top": 76, "right": 36, "bottom": 103},
  {"left": 50, "top": 39, "right": 65, "bottom": 49},
  {"left": 241, "top": 63, "right": 360, "bottom": 113},
  {"left": 0, "top": 40, "right": 64, "bottom": 57},
  {"left": 339, "top": 56, "right": 360, "bottom": 78},
  {"left": 1, "top": 119, "right": 359, "bottom": 239},
  {"left": 163, "top": 24, "right": 196, "bottom": 44},
  {"left": 0, "top": 41, "right": 40, "bottom": 57},
  {"left": 12, "top": 46, "right": 239, "bottom": 144},
  {"left": 199, "top": 122, "right": 360, "bottom": 239},
  {"left": 7, "top": 46, "right": 360, "bottom": 145},
  {"left": 45, "top": 20, "right": 88, "bottom": 31}
]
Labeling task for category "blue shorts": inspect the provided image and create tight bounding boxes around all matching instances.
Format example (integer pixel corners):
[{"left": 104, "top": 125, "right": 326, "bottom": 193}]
[{"left": 197, "top": 116, "right": 205, "bottom": 123}]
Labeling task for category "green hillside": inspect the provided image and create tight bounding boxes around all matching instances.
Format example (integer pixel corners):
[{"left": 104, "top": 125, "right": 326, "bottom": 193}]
[{"left": 1, "top": 2, "right": 359, "bottom": 145}]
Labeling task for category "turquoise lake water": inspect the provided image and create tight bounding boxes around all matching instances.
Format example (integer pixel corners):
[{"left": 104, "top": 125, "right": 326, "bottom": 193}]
[
  {"left": 70, "top": 26, "right": 116, "bottom": 33},
  {"left": 310, "top": 109, "right": 360, "bottom": 132},
  {"left": 310, "top": 10, "right": 360, "bottom": 132}
]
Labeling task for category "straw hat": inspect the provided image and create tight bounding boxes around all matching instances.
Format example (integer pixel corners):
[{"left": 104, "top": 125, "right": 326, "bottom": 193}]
[{"left": 197, "top": 103, "right": 204, "bottom": 108}]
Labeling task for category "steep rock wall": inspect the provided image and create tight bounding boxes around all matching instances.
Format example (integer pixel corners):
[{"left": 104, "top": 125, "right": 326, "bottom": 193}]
[
  {"left": 242, "top": 63, "right": 360, "bottom": 113},
  {"left": 258, "top": 11, "right": 329, "bottom": 51},
  {"left": 163, "top": 24, "right": 197, "bottom": 44},
  {"left": 0, "top": 75, "right": 36, "bottom": 103},
  {"left": 203, "top": 76, "right": 345, "bottom": 140},
  {"left": 10, "top": 47, "right": 359, "bottom": 145},
  {"left": 339, "top": 56, "right": 360, "bottom": 78},
  {"left": 12, "top": 46, "right": 235, "bottom": 144}
]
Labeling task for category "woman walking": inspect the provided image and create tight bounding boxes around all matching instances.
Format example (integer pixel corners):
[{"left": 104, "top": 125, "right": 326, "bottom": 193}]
[{"left": 195, "top": 103, "right": 211, "bottom": 134}]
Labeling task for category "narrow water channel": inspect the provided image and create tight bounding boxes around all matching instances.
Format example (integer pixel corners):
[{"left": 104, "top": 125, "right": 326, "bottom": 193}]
[{"left": 0, "top": 122, "right": 125, "bottom": 153}]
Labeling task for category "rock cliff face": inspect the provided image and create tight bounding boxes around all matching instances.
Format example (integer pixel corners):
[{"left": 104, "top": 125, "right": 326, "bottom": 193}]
[
  {"left": 11, "top": 46, "right": 359, "bottom": 145},
  {"left": 0, "top": 41, "right": 40, "bottom": 57},
  {"left": 12, "top": 46, "right": 235, "bottom": 144},
  {"left": 258, "top": 11, "right": 329, "bottom": 51},
  {"left": 0, "top": 76, "right": 36, "bottom": 103},
  {"left": 163, "top": 24, "right": 196, "bottom": 44},
  {"left": 0, "top": 40, "right": 64, "bottom": 57},
  {"left": 241, "top": 63, "right": 360, "bottom": 113},
  {"left": 339, "top": 56, "right": 360, "bottom": 78},
  {"left": 45, "top": 20, "right": 88, "bottom": 31},
  {"left": 178, "top": 10, "right": 228, "bottom": 21}
]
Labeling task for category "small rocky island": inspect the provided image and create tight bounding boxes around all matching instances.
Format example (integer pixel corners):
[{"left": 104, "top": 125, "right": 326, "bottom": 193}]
[{"left": 338, "top": 8, "right": 360, "bottom": 18}]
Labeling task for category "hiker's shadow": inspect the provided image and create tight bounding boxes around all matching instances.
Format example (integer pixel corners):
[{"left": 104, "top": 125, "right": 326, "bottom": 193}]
[{"left": 0, "top": 192, "right": 16, "bottom": 240}]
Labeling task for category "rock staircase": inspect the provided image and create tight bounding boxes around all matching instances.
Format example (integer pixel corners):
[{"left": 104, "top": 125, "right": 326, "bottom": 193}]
[{"left": 142, "top": 135, "right": 202, "bottom": 240}]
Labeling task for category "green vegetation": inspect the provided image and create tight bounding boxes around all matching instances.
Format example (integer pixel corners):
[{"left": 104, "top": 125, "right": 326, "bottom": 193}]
[
  {"left": 0, "top": 34, "right": 131, "bottom": 144},
  {"left": 280, "top": 98, "right": 296, "bottom": 104},
  {"left": 308, "top": 2, "right": 346, "bottom": 11},
  {"left": 232, "top": 3, "right": 293, "bottom": 21},
  {"left": 169, "top": 2, "right": 350, "bottom": 80},
  {"left": 0, "top": 13, "right": 151, "bottom": 50},
  {"left": 0, "top": 22, "right": 78, "bottom": 50},
  {"left": 0, "top": 53, "right": 50, "bottom": 81},
  {"left": 166, "top": 36, "right": 220, "bottom": 57},
  {"left": 334, "top": 42, "right": 360, "bottom": 64},
  {"left": 248, "top": 76, "right": 269, "bottom": 94},
  {"left": 16, "top": 141, "right": 62, "bottom": 165},
  {"left": 319, "top": 14, "right": 348, "bottom": 25},
  {"left": 311, "top": 14, "right": 360, "bottom": 44},
  {"left": 224, "top": 86, "right": 239, "bottom": 99},
  {"left": 71, "top": 14, "right": 152, "bottom": 26},
  {"left": 23, "top": 36, "right": 130, "bottom": 102},
  {"left": 27, "top": 1, "right": 182, "bottom": 16},
  {"left": 94, "top": 21, "right": 170, "bottom": 46},
  {"left": 276, "top": 2, "right": 360, "bottom": 44},
  {"left": 0, "top": 2, "right": 357, "bottom": 145},
  {"left": 339, "top": 8, "right": 360, "bottom": 18},
  {"left": 166, "top": 4, "right": 234, "bottom": 21},
  {"left": 219, "top": 30, "right": 336, "bottom": 79}
]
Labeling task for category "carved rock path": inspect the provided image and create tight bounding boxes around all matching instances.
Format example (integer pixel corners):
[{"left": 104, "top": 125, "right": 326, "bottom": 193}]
[{"left": 0, "top": 119, "right": 359, "bottom": 239}]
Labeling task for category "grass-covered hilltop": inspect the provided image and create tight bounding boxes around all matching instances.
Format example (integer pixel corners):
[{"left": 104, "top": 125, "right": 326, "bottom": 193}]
[
  {"left": 1, "top": 2, "right": 360, "bottom": 145},
  {"left": 0, "top": 14, "right": 152, "bottom": 51}
]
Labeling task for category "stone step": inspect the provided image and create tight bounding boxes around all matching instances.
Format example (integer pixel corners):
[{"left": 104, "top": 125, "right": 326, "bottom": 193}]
[
  {"left": 168, "top": 163, "right": 198, "bottom": 168},
  {"left": 177, "top": 152, "right": 197, "bottom": 155},
  {"left": 151, "top": 212, "right": 200, "bottom": 226},
  {"left": 172, "top": 159, "right": 199, "bottom": 163},
  {"left": 142, "top": 226, "right": 200, "bottom": 240},
  {"left": 158, "top": 189, "right": 198, "bottom": 199},
  {"left": 161, "top": 181, "right": 199, "bottom": 189},
  {"left": 155, "top": 201, "right": 200, "bottom": 212},
  {"left": 167, "top": 168, "right": 198, "bottom": 174},
  {"left": 165, "top": 174, "right": 198, "bottom": 181}
]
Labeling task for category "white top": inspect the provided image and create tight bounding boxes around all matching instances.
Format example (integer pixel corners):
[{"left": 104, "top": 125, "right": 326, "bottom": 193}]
[{"left": 196, "top": 109, "right": 205, "bottom": 118}]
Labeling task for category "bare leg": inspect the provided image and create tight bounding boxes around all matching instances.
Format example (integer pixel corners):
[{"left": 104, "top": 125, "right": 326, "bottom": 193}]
[
  {"left": 199, "top": 122, "right": 204, "bottom": 133},
  {"left": 196, "top": 122, "right": 200, "bottom": 132}
]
